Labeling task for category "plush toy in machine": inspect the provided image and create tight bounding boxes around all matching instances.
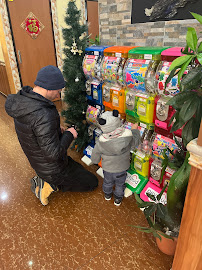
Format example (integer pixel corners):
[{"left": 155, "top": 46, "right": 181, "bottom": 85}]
[{"left": 91, "top": 110, "right": 141, "bottom": 206}]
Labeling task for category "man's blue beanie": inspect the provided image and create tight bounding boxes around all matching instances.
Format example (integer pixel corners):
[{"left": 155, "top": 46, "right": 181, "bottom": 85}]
[{"left": 34, "top": 65, "right": 65, "bottom": 90}]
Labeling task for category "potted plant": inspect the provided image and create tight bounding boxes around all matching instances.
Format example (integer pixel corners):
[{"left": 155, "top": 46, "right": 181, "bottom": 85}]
[
  {"left": 132, "top": 142, "right": 191, "bottom": 255},
  {"left": 166, "top": 12, "right": 202, "bottom": 146},
  {"left": 133, "top": 12, "right": 202, "bottom": 255}
]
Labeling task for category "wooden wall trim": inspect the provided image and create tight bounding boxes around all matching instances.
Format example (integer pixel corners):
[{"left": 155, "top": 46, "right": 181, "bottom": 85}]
[{"left": 0, "top": 0, "right": 21, "bottom": 94}]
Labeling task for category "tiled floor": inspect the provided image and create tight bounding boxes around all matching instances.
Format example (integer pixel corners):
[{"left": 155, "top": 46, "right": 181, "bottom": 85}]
[{"left": 0, "top": 93, "right": 173, "bottom": 270}]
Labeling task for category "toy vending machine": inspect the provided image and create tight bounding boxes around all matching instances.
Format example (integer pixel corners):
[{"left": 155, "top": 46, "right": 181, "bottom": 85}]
[
  {"left": 82, "top": 46, "right": 108, "bottom": 165},
  {"left": 81, "top": 105, "right": 103, "bottom": 165},
  {"left": 156, "top": 47, "right": 185, "bottom": 97},
  {"left": 124, "top": 47, "right": 169, "bottom": 125},
  {"left": 155, "top": 47, "right": 186, "bottom": 139},
  {"left": 83, "top": 46, "right": 109, "bottom": 108},
  {"left": 101, "top": 46, "right": 135, "bottom": 119}
]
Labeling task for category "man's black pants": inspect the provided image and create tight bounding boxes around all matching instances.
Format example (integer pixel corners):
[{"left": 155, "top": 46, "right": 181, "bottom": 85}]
[{"left": 54, "top": 156, "right": 98, "bottom": 192}]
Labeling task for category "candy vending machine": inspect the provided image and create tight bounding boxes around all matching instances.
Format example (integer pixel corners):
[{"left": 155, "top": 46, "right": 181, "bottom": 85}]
[{"left": 101, "top": 46, "right": 136, "bottom": 119}]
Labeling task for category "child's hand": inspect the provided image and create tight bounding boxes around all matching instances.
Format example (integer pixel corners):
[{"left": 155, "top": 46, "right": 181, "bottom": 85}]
[
  {"left": 131, "top": 123, "right": 138, "bottom": 130},
  {"left": 67, "top": 127, "right": 78, "bottom": 139}
]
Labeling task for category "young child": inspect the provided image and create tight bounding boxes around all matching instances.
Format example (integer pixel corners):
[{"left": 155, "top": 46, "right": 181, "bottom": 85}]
[{"left": 91, "top": 110, "right": 141, "bottom": 206}]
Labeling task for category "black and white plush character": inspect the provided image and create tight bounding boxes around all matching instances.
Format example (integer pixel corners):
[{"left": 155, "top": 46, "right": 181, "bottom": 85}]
[
  {"left": 98, "top": 110, "right": 121, "bottom": 134},
  {"left": 91, "top": 110, "right": 141, "bottom": 206}
]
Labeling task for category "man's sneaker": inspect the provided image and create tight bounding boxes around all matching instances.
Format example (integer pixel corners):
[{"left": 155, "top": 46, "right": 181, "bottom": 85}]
[
  {"left": 38, "top": 178, "right": 54, "bottom": 206},
  {"left": 30, "top": 176, "right": 40, "bottom": 198},
  {"left": 104, "top": 193, "right": 112, "bottom": 201},
  {"left": 114, "top": 197, "right": 122, "bottom": 206}
]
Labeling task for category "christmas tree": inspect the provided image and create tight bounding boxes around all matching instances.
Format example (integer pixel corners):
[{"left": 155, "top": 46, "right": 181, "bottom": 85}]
[{"left": 62, "top": 0, "right": 89, "bottom": 151}]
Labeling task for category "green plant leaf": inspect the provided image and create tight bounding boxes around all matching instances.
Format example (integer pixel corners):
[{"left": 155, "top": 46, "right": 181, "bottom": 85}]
[
  {"left": 192, "top": 101, "right": 202, "bottom": 138},
  {"left": 191, "top": 12, "right": 202, "bottom": 24},
  {"left": 186, "top": 27, "right": 198, "bottom": 51},
  {"left": 136, "top": 227, "right": 153, "bottom": 233},
  {"left": 181, "top": 45, "right": 195, "bottom": 55},
  {"left": 144, "top": 204, "right": 157, "bottom": 218},
  {"left": 170, "top": 112, "right": 185, "bottom": 132},
  {"left": 181, "top": 66, "right": 202, "bottom": 91},
  {"left": 165, "top": 68, "right": 179, "bottom": 89},
  {"left": 166, "top": 91, "right": 195, "bottom": 109},
  {"left": 156, "top": 204, "right": 167, "bottom": 219},
  {"left": 146, "top": 193, "right": 156, "bottom": 202},
  {"left": 182, "top": 118, "right": 195, "bottom": 145},
  {"left": 198, "top": 42, "right": 202, "bottom": 53},
  {"left": 178, "top": 55, "right": 195, "bottom": 84},
  {"left": 147, "top": 216, "right": 155, "bottom": 227},
  {"left": 169, "top": 55, "right": 193, "bottom": 72},
  {"left": 157, "top": 184, "right": 168, "bottom": 201},
  {"left": 158, "top": 230, "right": 174, "bottom": 240},
  {"left": 152, "top": 229, "right": 162, "bottom": 240},
  {"left": 134, "top": 192, "right": 143, "bottom": 204},
  {"left": 179, "top": 95, "right": 198, "bottom": 123},
  {"left": 197, "top": 53, "right": 202, "bottom": 65},
  {"left": 173, "top": 134, "right": 184, "bottom": 152}
]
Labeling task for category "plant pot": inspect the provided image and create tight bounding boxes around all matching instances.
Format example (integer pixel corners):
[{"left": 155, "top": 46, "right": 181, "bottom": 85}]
[{"left": 156, "top": 235, "right": 177, "bottom": 256}]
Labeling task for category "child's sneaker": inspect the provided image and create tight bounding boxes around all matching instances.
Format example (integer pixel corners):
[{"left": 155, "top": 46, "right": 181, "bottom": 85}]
[
  {"left": 114, "top": 197, "right": 122, "bottom": 206},
  {"left": 104, "top": 193, "right": 112, "bottom": 201}
]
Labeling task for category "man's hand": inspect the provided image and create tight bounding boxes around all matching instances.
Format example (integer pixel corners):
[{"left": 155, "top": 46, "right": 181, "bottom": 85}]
[
  {"left": 67, "top": 127, "right": 78, "bottom": 139},
  {"left": 60, "top": 125, "right": 66, "bottom": 133},
  {"left": 131, "top": 123, "right": 138, "bottom": 130}
]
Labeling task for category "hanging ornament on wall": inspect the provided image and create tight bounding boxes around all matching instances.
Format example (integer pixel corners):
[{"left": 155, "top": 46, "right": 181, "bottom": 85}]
[{"left": 71, "top": 39, "right": 78, "bottom": 55}]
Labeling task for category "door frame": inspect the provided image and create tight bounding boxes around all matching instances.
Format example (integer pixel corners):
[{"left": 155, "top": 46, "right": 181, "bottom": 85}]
[{"left": 0, "top": 0, "right": 66, "bottom": 94}]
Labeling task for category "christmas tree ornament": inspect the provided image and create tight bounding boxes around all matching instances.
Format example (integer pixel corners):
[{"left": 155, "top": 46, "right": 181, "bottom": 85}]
[
  {"left": 77, "top": 49, "right": 83, "bottom": 56},
  {"left": 71, "top": 39, "right": 78, "bottom": 55},
  {"left": 82, "top": 110, "right": 85, "bottom": 114},
  {"left": 75, "top": 77, "right": 79, "bottom": 82}
]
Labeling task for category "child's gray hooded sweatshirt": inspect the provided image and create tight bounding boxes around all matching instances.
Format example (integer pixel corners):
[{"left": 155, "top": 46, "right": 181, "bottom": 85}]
[{"left": 91, "top": 111, "right": 141, "bottom": 173}]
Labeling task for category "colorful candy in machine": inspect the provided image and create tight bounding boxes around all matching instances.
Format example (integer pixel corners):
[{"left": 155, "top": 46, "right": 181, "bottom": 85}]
[
  {"left": 83, "top": 46, "right": 109, "bottom": 108},
  {"left": 101, "top": 46, "right": 136, "bottom": 118}
]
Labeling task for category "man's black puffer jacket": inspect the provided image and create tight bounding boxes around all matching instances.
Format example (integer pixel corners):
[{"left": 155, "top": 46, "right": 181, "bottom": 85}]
[{"left": 5, "top": 86, "right": 74, "bottom": 184}]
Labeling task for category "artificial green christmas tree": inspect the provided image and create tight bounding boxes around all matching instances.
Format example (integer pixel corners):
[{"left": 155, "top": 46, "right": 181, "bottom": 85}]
[{"left": 62, "top": 0, "right": 89, "bottom": 151}]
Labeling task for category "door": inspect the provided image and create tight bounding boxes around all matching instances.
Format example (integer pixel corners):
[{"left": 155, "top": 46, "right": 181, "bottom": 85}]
[
  {"left": 6, "top": 0, "right": 57, "bottom": 87},
  {"left": 87, "top": 1, "right": 99, "bottom": 40}
]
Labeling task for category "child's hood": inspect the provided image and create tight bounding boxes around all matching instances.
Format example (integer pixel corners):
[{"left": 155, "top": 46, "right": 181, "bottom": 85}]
[{"left": 98, "top": 128, "right": 133, "bottom": 155}]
